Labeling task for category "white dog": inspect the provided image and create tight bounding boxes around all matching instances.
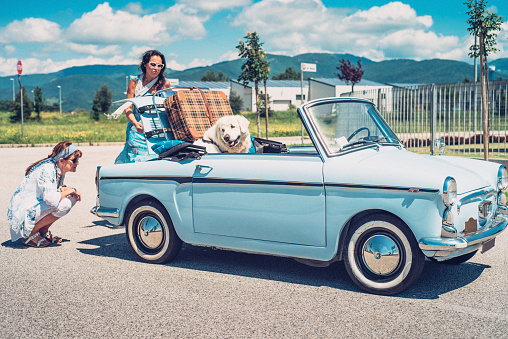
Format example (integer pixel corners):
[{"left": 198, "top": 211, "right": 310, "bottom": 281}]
[{"left": 194, "top": 115, "right": 252, "bottom": 153}]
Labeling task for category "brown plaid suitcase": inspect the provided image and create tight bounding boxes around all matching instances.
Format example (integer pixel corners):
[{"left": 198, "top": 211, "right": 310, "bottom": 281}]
[{"left": 163, "top": 88, "right": 233, "bottom": 142}]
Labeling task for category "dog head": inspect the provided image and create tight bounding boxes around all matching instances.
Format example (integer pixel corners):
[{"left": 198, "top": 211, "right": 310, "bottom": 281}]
[{"left": 203, "top": 115, "right": 251, "bottom": 153}]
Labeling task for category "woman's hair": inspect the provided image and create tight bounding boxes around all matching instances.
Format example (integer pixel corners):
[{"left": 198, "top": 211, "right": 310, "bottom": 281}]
[
  {"left": 139, "top": 50, "right": 167, "bottom": 92},
  {"left": 25, "top": 140, "right": 82, "bottom": 176}
]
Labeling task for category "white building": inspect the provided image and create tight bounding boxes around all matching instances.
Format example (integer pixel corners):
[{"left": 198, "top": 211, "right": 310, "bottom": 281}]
[
  {"left": 309, "top": 78, "right": 392, "bottom": 101},
  {"left": 230, "top": 80, "right": 309, "bottom": 112}
]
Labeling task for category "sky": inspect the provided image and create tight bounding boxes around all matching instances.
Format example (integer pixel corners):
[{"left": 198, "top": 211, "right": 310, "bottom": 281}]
[{"left": 1, "top": 0, "right": 507, "bottom": 77}]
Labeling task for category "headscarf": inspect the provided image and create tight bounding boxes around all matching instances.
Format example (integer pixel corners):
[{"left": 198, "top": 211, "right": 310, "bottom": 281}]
[{"left": 27, "top": 144, "right": 78, "bottom": 176}]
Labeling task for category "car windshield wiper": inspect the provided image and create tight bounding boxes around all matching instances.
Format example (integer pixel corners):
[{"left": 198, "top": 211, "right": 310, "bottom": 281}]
[
  {"left": 341, "top": 139, "right": 380, "bottom": 150},
  {"left": 342, "top": 137, "right": 386, "bottom": 149}
]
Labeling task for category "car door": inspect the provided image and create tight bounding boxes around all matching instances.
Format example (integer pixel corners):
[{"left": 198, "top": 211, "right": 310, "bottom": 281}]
[{"left": 192, "top": 154, "right": 326, "bottom": 246}]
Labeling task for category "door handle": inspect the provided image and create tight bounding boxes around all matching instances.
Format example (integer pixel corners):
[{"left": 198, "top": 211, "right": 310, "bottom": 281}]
[{"left": 196, "top": 165, "right": 212, "bottom": 171}]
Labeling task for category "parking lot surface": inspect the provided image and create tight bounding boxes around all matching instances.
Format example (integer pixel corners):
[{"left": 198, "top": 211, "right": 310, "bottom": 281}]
[{"left": 1, "top": 145, "right": 507, "bottom": 338}]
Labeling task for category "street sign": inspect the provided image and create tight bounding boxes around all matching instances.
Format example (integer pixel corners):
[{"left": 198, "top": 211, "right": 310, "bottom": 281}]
[
  {"left": 17, "top": 60, "right": 22, "bottom": 75},
  {"left": 301, "top": 63, "right": 316, "bottom": 72}
]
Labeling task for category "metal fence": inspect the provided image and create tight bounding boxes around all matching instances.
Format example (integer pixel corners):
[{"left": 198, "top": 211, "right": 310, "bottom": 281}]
[{"left": 343, "top": 80, "right": 508, "bottom": 157}]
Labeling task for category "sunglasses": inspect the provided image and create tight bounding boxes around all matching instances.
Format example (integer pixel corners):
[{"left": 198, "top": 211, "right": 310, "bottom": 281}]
[
  {"left": 148, "top": 62, "right": 164, "bottom": 69},
  {"left": 69, "top": 157, "right": 80, "bottom": 164}
]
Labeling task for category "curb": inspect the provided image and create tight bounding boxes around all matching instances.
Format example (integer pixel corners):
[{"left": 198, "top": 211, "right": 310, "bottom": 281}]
[{"left": 0, "top": 142, "right": 125, "bottom": 148}]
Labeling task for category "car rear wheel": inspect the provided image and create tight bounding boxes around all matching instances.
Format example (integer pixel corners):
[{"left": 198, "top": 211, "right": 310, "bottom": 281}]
[
  {"left": 126, "top": 199, "right": 182, "bottom": 264},
  {"left": 344, "top": 213, "right": 425, "bottom": 295}
]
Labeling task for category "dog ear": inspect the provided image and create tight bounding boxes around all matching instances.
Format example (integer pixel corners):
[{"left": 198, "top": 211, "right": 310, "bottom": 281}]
[{"left": 237, "top": 115, "right": 250, "bottom": 133}]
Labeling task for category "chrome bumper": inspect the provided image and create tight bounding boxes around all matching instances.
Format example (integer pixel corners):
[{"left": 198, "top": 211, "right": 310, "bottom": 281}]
[
  {"left": 90, "top": 206, "right": 120, "bottom": 218},
  {"left": 419, "top": 215, "right": 508, "bottom": 251}
]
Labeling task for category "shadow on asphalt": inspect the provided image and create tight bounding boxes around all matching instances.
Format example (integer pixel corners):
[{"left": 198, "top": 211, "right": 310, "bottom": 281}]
[
  {"left": 76, "top": 232, "right": 490, "bottom": 299},
  {"left": 85, "top": 219, "right": 122, "bottom": 229}
]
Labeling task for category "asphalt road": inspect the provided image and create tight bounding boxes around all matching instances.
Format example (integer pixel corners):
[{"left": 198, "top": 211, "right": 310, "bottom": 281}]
[{"left": 1, "top": 145, "right": 507, "bottom": 338}]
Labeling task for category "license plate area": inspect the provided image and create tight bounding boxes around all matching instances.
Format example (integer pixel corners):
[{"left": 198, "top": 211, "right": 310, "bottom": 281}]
[{"left": 481, "top": 238, "right": 496, "bottom": 253}]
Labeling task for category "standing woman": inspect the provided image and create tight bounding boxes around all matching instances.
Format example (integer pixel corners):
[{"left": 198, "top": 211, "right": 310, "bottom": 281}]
[
  {"left": 114, "top": 50, "right": 171, "bottom": 164},
  {"left": 7, "top": 141, "right": 82, "bottom": 247}
]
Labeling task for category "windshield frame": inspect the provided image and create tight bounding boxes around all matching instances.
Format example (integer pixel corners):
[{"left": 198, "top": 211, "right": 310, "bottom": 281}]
[{"left": 299, "top": 97, "right": 402, "bottom": 158}]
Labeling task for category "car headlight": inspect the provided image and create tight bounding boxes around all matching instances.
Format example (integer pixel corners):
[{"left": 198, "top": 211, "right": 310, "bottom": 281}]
[
  {"left": 498, "top": 166, "right": 508, "bottom": 190},
  {"left": 443, "top": 177, "right": 457, "bottom": 206}
]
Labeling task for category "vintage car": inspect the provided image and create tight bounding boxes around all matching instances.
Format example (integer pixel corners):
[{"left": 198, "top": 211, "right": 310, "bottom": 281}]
[{"left": 91, "top": 96, "right": 507, "bottom": 295}]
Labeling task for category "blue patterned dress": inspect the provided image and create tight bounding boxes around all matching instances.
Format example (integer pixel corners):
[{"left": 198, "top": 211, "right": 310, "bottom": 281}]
[
  {"left": 7, "top": 163, "right": 64, "bottom": 242},
  {"left": 114, "top": 76, "right": 159, "bottom": 164}
]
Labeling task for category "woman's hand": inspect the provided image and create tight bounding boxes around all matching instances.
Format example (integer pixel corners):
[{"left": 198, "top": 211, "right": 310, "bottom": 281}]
[
  {"left": 134, "top": 121, "right": 144, "bottom": 133},
  {"left": 72, "top": 189, "right": 82, "bottom": 202},
  {"left": 61, "top": 186, "right": 81, "bottom": 201}
]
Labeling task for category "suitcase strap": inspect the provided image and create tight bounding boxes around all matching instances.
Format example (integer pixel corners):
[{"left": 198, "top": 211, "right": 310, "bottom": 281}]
[
  {"left": 192, "top": 87, "right": 215, "bottom": 124},
  {"left": 138, "top": 104, "right": 165, "bottom": 114}
]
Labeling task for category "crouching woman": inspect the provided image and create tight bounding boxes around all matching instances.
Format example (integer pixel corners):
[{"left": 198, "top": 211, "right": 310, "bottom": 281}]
[{"left": 7, "top": 141, "right": 82, "bottom": 247}]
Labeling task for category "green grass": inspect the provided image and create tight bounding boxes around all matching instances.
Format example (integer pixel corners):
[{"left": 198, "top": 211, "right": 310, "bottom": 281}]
[
  {"left": 0, "top": 109, "right": 306, "bottom": 144},
  {"left": 0, "top": 110, "right": 129, "bottom": 144},
  {"left": 244, "top": 110, "right": 307, "bottom": 138}
]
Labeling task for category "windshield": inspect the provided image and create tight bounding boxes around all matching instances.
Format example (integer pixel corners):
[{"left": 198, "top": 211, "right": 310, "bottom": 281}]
[{"left": 305, "top": 100, "right": 400, "bottom": 154}]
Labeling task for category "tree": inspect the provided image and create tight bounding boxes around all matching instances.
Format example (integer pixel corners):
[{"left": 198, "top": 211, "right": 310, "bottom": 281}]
[
  {"left": 91, "top": 83, "right": 113, "bottom": 121},
  {"left": 335, "top": 58, "right": 364, "bottom": 92},
  {"left": 465, "top": 0, "right": 504, "bottom": 161},
  {"left": 237, "top": 31, "right": 270, "bottom": 137},
  {"left": 10, "top": 87, "right": 32, "bottom": 123},
  {"left": 229, "top": 90, "right": 244, "bottom": 114},
  {"left": 257, "top": 90, "right": 272, "bottom": 117},
  {"left": 33, "top": 86, "right": 43, "bottom": 121},
  {"left": 272, "top": 67, "right": 300, "bottom": 80},
  {"left": 201, "top": 71, "right": 229, "bottom": 82}
]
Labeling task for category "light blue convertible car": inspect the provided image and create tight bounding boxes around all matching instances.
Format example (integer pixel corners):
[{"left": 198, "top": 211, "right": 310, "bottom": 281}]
[{"left": 92, "top": 97, "right": 507, "bottom": 295}]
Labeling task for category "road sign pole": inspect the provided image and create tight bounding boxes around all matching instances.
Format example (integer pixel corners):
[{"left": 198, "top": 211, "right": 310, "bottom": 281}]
[
  {"left": 17, "top": 60, "right": 24, "bottom": 138},
  {"left": 299, "top": 63, "right": 317, "bottom": 145},
  {"left": 21, "top": 87, "right": 24, "bottom": 138}
]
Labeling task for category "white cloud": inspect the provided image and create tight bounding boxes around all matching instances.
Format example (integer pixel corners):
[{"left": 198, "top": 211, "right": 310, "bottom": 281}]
[
  {"left": 124, "top": 2, "right": 148, "bottom": 15},
  {"left": 0, "top": 55, "right": 138, "bottom": 76},
  {"left": 66, "top": 2, "right": 207, "bottom": 45},
  {"left": 68, "top": 43, "right": 122, "bottom": 56},
  {"left": 492, "top": 21, "right": 508, "bottom": 60},
  {"left": 219, "top": 50, "right": 241, "bottom": 62},
  {"left": 0, "top": 57, "right": 20, "bottom": 77},
  {"left": 128, "top": 45, "right": 156, "bottom": 58},
  {"left": 232, "top": 0, "right": 460, "bottom": 61},
  {"left": 177, "top": 0, "right": 252, "bottom": 13},
  {"left": 4, "top": 45, "right": 16, "bottom": 55},
  {"left": 66, "top": 3, "right": 166, "bottom": 44},
  {"left": 0, "top": 18, "right": 61, "bottom": 44},
  {"left": 378, "top": 29, "right": 459, "bottom": 60}
]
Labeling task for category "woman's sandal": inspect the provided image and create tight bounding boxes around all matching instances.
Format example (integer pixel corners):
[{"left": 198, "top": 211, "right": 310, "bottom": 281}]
[
  {"left": 23, "top": 232, "right": 50, "bottom": 247},
  {"left": 42, "top": 231, "right": 63, "bottom": 244}
]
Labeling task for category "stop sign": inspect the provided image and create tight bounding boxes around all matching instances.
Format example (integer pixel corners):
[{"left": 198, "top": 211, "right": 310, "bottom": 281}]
[{"left": 17, "top": 60, "right": 22, "bottom": 75}]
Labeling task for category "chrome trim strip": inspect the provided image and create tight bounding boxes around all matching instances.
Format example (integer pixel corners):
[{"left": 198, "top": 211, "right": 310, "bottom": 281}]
[
  {"left": 457, "top": 188, "right": 495, "bottom": 212},
  {"left": 419, "top": 215, "right": 508, "bottom": 251},
  {"left": 325, "top": 183, "right": 439, "bottom": 194},
  {"left": 193, "top": 177, "right": 323, "bottom": 187},
  {"left": 90, "top": 206, "right": 119, "bottom": 218},
  {"left": 100, "top": 176, "right": 192, "bottom": 184}
]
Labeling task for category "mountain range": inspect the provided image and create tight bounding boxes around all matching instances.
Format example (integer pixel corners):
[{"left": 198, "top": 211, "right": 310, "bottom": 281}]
[{"left": 1, "top": 53, "right": 507, "bottom": 111}]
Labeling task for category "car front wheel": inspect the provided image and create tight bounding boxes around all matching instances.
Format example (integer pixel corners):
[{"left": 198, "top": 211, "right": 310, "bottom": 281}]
[
  {"left": 344, "top": 214, "right": 425, "bottom": 295},
  {"left": 126, "top": 199, "right": 182, "bottom": 264}
]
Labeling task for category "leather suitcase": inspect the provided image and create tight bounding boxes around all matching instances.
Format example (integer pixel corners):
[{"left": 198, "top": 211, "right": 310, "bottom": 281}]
[{"left": 163, "top": 88, "right": 233, "bottom": 142}]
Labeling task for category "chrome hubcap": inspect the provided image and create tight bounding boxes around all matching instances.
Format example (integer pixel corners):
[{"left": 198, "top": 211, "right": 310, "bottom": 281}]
[
  {"left": 362, "top": 234, "right": 400, "bottom": 276},
  {"left": 137, "top": 216, "right": 163, "bottom": 249}
]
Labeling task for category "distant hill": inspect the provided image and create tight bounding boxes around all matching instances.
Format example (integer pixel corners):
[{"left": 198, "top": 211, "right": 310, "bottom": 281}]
[{"left": 1, "top": 54, "right": 507, "bottom": 111}]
